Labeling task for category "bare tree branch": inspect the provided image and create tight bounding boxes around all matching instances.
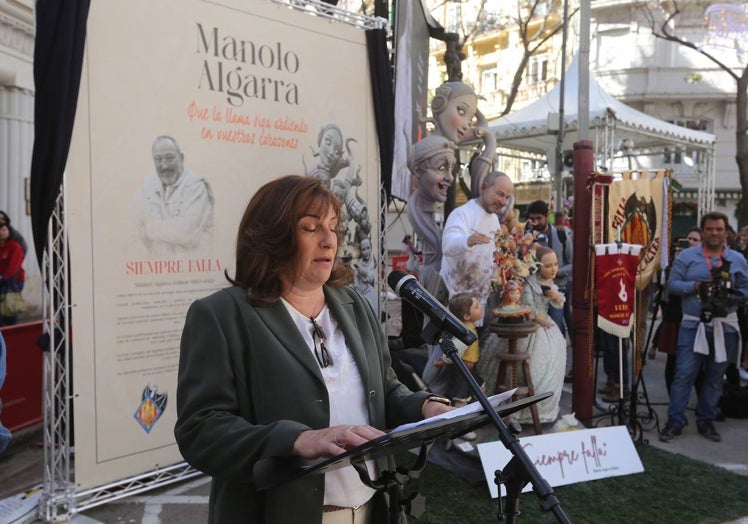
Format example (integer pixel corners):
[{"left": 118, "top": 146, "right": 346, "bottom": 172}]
[
  {"left": 648, "top": 0, "right": 739, "bottom": 81},
  {"left": 638, "top": 0, "right": 748, "bottom": 224},
  {"left": 459, "top": 0, "right": 488, "bottom": 48},
  {"left": 501, "top": 2, "right": 578, "bottom": 116}
]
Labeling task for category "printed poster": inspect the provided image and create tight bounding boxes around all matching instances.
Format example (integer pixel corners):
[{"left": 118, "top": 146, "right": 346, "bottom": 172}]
[{"left": 66, "top": 0, "right": 380, "bottom": 489}]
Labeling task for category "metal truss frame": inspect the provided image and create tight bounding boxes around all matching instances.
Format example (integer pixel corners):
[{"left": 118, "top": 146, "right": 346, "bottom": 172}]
[
  {"left": 38, "top": 180, "right": 202, "bottom": 522},
  {"left": 270, "top": 0, "right": 388, "bottom": 31},
  {"left": 39, "top": 177, "right": 74, "bottom": 521},
  {"left": 697, "top": 143, "right": 716, "bottom": 220},
  {"left": 594, "top": 111, "right": 715, "bottom": 219}
]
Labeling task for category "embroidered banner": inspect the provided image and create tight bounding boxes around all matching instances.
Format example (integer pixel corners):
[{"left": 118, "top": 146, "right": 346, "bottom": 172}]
[
  {"left": 608, "top": 170, "right": 667, "bottom": 290},
  {"left": 595, "top": 243, "right": 642, "bottom": 337}
]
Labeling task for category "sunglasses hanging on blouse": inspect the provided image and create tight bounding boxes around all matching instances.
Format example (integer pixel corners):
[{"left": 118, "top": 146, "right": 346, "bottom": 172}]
[{"left": 310, "top": 317, "right": 333, "bottom": 368}]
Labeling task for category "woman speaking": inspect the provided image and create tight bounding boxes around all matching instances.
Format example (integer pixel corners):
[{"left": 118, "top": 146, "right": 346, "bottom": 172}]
[{"left": 175, "top": 175, "right": 450, "bottom": 523}]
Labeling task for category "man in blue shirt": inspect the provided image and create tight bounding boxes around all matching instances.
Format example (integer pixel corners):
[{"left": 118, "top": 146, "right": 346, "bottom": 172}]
[{"left": 660, "top": 212, "right": 748, "bottom": 443}]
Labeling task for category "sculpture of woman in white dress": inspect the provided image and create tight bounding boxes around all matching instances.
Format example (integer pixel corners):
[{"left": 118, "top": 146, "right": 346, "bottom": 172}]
[{"left": 515, "top": 247, "right": 567, "bottom": 423}]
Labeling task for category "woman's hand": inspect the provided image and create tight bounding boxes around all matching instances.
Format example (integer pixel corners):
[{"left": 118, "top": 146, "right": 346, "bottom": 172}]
[
  {"left": 546, "top": 289, "right": 563, "bottom": 303},
  {"left": 421, "top": 397, "right": 453, "bottom": 419},
  {"left": 291, "top": 424, "right": 385, "bottom": 460}
]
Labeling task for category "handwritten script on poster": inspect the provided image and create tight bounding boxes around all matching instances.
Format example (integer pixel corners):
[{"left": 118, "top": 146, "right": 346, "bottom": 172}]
[
  {"left": 477, "top": 425, "right": 644, "bottom": 498},
  {"left": 187, "top": 101, "right": 308, "bottom": 149}
]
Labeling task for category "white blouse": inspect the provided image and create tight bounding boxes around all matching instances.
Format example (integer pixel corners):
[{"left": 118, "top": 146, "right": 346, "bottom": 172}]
[{"left": 281, "top": 298, "right": 376, "bottom": 508}]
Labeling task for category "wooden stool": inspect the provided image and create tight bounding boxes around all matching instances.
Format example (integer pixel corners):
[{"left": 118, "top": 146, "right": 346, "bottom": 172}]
[
  {"left": 495, "top": 352, "right": 542, "bottom": 435},
  {"left": 491, "top": 322, "right": 542, "bottom": 435}
]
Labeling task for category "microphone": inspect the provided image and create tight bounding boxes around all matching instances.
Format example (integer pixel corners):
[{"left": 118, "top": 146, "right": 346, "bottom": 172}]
[{"left": 388, "top": 270, "right": 477, "bottom": 347}]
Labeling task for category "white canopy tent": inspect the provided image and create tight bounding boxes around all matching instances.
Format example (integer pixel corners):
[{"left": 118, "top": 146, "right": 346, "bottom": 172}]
[{"left": 487, "top": 55, "right": 716, "bottom": 212}]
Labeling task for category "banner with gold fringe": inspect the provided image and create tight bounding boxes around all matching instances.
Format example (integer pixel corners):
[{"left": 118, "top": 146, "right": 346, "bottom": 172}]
[
  {"left": 595, "top": 243, "right": 642, "bottom": 338},
  {"left": 608, "top": 170, "right": 667, "bottom": 290}
]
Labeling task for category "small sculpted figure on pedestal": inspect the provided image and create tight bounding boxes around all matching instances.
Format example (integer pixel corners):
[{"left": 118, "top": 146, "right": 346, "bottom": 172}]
[{"left": 492, "top": 280, "right": 532, "bottom": 323}]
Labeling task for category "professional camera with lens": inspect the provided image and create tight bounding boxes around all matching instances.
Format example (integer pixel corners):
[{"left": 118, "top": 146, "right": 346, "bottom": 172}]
[
  {"left": 698, "top": 259, "right": 734, "bottom": 322},
  {"left": 525, "top": 224, "right": 548, "bottom": 245}
]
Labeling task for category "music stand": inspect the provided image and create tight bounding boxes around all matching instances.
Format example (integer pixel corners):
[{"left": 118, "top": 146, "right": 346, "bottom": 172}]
[
  {"left": 435, "top": 334, "right": 571, "bottom": 524},
  {"left": 254, "top": 394, "right": 550, "bottom": 524}
]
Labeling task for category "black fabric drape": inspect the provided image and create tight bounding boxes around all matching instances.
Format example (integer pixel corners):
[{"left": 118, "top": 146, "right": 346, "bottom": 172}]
[
  {"left": 29, "top": 0, "right": 90, "bottom": 268},
  {"left": 365, "top": 28, "right": 395, "bottom": 200}
]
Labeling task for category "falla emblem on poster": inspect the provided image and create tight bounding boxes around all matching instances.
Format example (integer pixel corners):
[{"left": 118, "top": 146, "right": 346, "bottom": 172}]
[{"left": 134, "top": 384, "right": 168, "bottom": 433}]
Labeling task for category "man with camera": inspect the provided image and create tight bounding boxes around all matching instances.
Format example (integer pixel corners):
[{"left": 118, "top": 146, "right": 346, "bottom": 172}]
[{"left": 660, "top": 212, "right": 748, "bottom": 443}]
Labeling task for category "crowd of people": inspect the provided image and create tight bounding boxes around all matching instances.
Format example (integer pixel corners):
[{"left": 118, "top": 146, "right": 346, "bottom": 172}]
[
  {"left": 5, "top": 77, "right": 746, "bottom": 523},
  {"left": 171, "top": 81, "right": 582, "bottom": 521},
  {"left": 401, "top": 144, "right": 748, "bottom": 445},
  {"left": 405, "top": 197, "right": 748, "bottom": 447}
]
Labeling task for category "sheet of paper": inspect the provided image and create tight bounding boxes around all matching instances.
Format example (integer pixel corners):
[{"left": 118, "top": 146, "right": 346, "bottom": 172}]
[
  {"left": 389, "top": 389, "right": 517, "bottom": 435},
  {"left": 0, "top": 485, "right": 42, "bottom": 523}
]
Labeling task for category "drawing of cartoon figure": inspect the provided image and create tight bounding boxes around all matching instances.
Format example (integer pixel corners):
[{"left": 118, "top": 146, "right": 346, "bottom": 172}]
[
  {"left": 304, "top": 124, "right": 360, "bottom": 189},
  {"left": 353, "top": 236, "right": 378, "bottom": 310}
]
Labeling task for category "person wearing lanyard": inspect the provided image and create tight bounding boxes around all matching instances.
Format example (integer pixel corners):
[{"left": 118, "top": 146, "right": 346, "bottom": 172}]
[
  {"left": 175, "top": 175, "right": 452, "bottom": 523},
  {"left": 660, "top": 211, "right": 748, "bottom": 443}
]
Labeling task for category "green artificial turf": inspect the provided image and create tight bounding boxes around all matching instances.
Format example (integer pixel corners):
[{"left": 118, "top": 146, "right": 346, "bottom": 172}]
[{"left": 405, "top": 445, "right": 748, "bottom": 524}]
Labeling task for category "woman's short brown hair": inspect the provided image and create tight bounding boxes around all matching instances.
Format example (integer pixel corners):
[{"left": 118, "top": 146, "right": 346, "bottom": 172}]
[{"left": 229, "top": 175, "right": 353, "bottom": 305}]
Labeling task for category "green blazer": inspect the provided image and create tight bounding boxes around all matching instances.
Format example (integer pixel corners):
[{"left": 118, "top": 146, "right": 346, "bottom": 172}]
[{"left": 174, "top": 285, "right": 431, "bottom": 523}]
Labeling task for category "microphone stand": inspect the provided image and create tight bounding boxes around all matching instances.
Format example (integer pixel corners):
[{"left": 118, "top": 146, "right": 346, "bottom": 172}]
[{"left": 433, "top": 326, "right": 571, "bottom": 523}]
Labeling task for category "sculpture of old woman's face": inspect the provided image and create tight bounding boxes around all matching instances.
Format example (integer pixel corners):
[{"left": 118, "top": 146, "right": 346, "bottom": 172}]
[{"left": 410, "top": 135, "right": 457, "bottom": 204}]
